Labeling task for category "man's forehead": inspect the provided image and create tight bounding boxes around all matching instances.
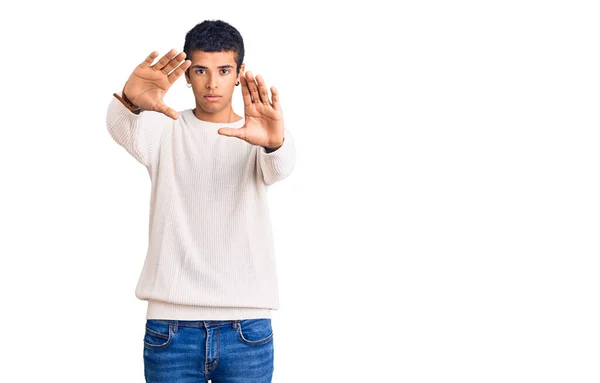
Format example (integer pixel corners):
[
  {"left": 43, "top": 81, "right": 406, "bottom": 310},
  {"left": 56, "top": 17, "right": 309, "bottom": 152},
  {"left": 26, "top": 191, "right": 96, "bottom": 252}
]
[{"left": 189, "top": 50, "right": 237, "bottom": 64}]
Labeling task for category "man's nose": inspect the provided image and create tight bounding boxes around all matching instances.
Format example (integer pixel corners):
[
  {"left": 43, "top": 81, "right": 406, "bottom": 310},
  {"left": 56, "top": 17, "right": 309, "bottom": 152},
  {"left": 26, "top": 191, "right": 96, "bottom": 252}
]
[{"left": 206, "top": 75, "right": 218, "bottom": 89}]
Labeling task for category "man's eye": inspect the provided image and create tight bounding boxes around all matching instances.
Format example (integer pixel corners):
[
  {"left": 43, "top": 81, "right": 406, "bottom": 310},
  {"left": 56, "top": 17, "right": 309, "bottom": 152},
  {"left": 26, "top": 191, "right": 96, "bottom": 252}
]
[
  {"left": 196, "top": 69, "right": 205, "bottom": 74},
  {"left": 221, "top": 69, "right": 230, "bottom": 74}
]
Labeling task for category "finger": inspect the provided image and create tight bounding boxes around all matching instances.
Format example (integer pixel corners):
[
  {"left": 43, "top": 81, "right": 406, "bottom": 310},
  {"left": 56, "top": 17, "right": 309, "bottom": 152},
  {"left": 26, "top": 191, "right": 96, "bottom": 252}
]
[
  {"left": 151, "top": 49, "right": 177, "bottom": 72},
  {"left": 161, "top": 51, "right": 187, "bottom": 75},
  {"left": 240, "top": 75, "right": 252, "bottom": 107},
  {"left": 271, "top": 86, "right": 281, "bottom": 110},
  {"left": 155, "top": 101, "right": 179, "bottom": 120},
  {"left": 218, "top": 127, "right": 246, "bottom": 140},
  {"left": 245, "top": 71, "right": 260, "bottom": 103},
  {"left": 168, "top": 59, "right": 192, "bottom": 84},
  {"left": 140, "top": 51, "right": 159, "bottom": 68},
  {"left": 256, "top": 75, "right": 270, "bottom": 105}
]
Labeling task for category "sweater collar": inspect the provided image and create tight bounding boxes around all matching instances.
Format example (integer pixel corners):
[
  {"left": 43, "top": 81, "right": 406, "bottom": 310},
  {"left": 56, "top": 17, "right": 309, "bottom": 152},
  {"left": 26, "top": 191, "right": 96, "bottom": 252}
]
[{"left": 182, "top": 109, "right": 245, "bottom": 129}]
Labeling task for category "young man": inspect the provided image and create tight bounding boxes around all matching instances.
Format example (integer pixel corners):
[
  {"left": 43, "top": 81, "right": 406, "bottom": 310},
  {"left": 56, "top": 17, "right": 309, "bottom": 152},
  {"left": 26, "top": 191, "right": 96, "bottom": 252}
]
[{"left": 106, "top": 20, "right": 295, "bottom": 383}]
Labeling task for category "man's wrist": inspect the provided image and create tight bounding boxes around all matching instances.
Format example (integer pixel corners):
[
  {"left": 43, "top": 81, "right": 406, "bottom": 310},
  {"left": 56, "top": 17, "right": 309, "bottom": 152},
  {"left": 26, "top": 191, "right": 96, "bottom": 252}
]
[
  {"left": 264, "top": 138, "right": 284, "bottom": 153},
  {"left": 113, "top": 89, "right": 142, "bottom": 115}
]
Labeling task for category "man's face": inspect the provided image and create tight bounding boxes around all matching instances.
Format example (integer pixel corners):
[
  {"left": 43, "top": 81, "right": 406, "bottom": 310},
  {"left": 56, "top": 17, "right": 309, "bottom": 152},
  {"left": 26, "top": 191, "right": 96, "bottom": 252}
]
[{"left": 185, "top": 50, "right": 244, "bottom": 120}]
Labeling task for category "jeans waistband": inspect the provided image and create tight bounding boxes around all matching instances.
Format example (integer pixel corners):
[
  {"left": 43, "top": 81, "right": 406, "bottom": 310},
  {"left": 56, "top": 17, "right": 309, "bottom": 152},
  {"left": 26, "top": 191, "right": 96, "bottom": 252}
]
[{"left": 152, "top": 319, "right": 242, "bottom": 333}]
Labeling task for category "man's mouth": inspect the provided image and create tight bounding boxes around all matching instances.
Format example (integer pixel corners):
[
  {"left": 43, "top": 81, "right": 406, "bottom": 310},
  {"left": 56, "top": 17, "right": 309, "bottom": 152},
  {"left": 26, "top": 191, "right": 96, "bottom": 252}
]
[{"left": 204, "top": 95, "right": 222, "bottom": 101}]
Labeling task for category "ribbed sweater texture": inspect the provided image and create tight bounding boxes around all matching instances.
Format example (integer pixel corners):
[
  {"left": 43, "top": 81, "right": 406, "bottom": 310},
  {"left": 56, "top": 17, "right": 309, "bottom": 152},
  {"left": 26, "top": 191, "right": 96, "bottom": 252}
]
[{"left": 106, "top": 95, "right": 296, "bottom": 320}]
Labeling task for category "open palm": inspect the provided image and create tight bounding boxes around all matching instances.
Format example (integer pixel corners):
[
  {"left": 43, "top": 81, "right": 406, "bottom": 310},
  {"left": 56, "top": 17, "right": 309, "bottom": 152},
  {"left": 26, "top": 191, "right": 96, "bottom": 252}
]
[
  {"left": 218, "top": 71, "right": 285, "bottom": 150},
  {"left": 123, "top": 49, "right": 191, "bottom": 120}
]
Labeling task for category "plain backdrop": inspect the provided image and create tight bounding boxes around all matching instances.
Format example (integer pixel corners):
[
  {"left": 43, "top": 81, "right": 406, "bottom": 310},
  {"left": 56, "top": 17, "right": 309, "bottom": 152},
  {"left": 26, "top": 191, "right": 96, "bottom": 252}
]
[{"left": 1, "top": 0, "right": 599, "bottom": 382}]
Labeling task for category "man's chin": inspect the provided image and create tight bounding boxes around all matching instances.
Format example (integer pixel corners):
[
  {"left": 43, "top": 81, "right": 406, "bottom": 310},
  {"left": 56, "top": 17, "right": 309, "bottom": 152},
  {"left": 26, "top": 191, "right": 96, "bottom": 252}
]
[{"left": 197, "top": 104, "right": 221, "bottom": 114}]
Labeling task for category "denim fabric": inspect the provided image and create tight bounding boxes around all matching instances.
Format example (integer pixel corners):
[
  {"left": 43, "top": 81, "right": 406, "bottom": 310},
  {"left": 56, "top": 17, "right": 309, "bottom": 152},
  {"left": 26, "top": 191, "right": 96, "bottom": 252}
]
[{"left": 143, "top": 318, "right": 274, "bottom": 383}]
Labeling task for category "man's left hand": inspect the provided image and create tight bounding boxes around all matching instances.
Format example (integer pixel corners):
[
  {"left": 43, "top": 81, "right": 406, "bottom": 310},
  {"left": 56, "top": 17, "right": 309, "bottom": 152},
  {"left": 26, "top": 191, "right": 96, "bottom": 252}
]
[{"left": 218, "top": 71, "right": 285, "bottom": 150}]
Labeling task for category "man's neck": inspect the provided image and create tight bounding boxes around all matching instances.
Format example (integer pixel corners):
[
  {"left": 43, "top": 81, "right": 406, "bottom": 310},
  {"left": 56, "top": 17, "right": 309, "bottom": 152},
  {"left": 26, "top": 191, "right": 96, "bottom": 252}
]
[{"left": 193, "top": 106, "right": 241, "bottom": 123}]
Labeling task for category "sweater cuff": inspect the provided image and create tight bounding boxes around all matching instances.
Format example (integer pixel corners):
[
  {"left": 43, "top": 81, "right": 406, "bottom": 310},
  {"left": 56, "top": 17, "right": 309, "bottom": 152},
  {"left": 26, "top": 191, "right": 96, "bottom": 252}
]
[
  {"left": 106, "top": 94, "right": 149, "bottom": 165},
  {"left": 258, "top": 129, "right": 296, "bottom": 184},
  {"left": 109, "top": 92, "right": 143, "bottom": 124}
]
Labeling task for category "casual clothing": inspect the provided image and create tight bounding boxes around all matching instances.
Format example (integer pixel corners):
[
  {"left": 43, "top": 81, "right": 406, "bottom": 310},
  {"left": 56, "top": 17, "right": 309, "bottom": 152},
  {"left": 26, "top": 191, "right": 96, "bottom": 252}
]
[
  {"left": 106, "top": 94, "right": 296, "bottom": 320},
  {"left": 143, "top": 318, "right": 274, "bottom": 382}
]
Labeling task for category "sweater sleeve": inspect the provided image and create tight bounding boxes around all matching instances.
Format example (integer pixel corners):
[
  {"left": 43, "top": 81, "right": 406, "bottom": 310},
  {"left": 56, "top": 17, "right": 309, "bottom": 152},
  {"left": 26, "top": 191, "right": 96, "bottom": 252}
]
[
  {"left": 257, "top": 128, "right": 297, "bottom": 185},
  {"left": 105, "top": 94, "right": 168, "bottom": 168}
]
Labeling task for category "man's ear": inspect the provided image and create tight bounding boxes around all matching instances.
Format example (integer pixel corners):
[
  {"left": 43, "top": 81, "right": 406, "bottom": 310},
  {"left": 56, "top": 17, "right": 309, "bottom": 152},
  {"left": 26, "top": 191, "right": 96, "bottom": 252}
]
[
  {"left": 184, "top": 69, "right": 191, "bottom": 85},
  {"left": 238, "top": 63, "right": 245, "bottom": 78}
]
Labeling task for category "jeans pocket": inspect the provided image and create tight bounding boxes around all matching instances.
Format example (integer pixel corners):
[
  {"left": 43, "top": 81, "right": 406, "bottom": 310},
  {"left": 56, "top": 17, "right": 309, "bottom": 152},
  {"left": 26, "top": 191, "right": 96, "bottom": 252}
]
[
  {"left": 143, "top": 320, "right": 174, "bottom": 350},
  {"left": 237, "top": 319, "right": 274, "bottom": 346}
]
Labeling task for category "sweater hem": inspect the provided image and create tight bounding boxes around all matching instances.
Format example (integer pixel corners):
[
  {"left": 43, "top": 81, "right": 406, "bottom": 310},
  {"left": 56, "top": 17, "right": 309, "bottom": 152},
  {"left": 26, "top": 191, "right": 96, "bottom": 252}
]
[{"left": 146, "top": 300, "right": 272, "bottom": 320}]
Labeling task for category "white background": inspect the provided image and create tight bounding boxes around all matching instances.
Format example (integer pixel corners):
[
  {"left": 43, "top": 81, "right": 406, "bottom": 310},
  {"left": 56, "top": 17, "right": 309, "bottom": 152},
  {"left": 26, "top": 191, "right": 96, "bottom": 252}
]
[{"left": 1, "top": 0, "right": 599, "bottom": 382}]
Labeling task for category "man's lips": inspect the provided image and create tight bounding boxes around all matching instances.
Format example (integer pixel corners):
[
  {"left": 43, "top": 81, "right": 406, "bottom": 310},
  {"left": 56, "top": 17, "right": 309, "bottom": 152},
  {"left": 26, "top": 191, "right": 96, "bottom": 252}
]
[{"left": 204, "top": 95, "right": 222, "bottom": 101}]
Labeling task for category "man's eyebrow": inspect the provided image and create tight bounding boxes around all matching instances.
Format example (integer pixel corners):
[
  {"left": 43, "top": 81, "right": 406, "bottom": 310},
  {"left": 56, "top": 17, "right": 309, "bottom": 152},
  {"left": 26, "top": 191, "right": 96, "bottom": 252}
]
[{"left": 190, "top": 65, "right": 235, "bottom": 69}]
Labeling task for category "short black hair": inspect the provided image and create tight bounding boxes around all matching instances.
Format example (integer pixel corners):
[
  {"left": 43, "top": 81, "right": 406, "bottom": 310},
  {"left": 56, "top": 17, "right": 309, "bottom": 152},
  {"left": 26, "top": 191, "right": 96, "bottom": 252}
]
[{"left": 183, "top": 20, "right": 245, "bottom": 74}]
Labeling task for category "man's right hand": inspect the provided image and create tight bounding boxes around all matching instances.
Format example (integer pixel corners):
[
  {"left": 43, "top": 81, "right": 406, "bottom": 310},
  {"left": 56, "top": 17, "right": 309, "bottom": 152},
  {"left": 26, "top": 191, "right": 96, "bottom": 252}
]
[{"left": 123, "top": 49, "right": 191, "bottom": 120}]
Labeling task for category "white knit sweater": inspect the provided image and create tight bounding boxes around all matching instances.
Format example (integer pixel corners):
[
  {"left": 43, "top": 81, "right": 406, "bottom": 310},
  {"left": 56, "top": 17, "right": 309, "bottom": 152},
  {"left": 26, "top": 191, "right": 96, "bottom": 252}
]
[{"left": 106, "top": 95, "right": 296, "bottom": 320}]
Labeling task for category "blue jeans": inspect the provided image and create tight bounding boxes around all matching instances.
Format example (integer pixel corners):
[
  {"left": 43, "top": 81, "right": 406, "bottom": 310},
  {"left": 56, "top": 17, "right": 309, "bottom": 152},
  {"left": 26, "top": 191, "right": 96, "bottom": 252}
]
[{"left": 143, "top": 318, "right": 274, "bottom": 383}]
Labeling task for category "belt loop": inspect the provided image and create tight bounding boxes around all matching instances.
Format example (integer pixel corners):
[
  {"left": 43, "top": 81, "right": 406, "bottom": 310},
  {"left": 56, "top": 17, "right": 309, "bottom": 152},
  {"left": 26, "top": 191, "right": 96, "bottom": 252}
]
[
  {"left": 172, "top": 320, "right": 179, "bottom": 333},
  {"left": 232, "top": 320, "right": 239, "bottom": 330}
]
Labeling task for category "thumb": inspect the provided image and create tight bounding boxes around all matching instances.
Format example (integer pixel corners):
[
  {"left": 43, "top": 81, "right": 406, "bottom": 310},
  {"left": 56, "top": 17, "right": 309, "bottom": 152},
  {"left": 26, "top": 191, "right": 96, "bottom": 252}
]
[
  {"left": 155, "top": 101, "right": 179, "bottom": 120},
  {"left": 218, "top": 127, "right": 246, "bottom": 139}
]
